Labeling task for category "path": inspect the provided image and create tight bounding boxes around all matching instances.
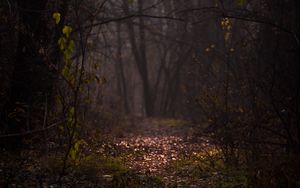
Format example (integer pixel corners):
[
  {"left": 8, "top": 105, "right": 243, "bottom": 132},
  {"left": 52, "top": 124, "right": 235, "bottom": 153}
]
[{"left": 100, "top": 118, "right": 214, "bottom": 187}]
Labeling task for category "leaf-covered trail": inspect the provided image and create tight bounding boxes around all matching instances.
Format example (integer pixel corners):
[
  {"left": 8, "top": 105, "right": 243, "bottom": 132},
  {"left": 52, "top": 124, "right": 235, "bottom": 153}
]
[{"left": 100, "top": 118, "right": 213, "bottom": 186}]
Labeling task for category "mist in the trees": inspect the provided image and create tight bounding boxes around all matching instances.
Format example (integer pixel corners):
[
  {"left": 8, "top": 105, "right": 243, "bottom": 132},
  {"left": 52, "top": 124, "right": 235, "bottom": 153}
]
[{"left": 0, "top": 0, "right": 299, "bottom": 187}]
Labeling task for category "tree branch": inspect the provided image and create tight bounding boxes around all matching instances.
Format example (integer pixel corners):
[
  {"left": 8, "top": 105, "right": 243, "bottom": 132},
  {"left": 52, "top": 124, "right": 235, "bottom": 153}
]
[{"left": 0, "top": 120, "right": 66, "bottom": 138}]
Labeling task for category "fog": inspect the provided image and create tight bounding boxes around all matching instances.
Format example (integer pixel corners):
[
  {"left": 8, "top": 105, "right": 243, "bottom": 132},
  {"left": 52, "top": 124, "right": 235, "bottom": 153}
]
[{"left": 1, "top": 0, "right": 299, "bottom": 187}]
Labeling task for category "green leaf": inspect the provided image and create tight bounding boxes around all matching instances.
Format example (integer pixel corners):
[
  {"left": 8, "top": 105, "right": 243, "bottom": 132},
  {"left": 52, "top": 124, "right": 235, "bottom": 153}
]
[
  {"left": 64, "top": 49, "right": 73, "bottom": 62},
  {"left": 58, "top": 37, "right": 66, "bottom": 50},
  {"left": 62, "top": 66, "right": 74, "bottom": 83},
  {"left": 74, "top": 140, "right": 81, "bottom": 152},
  {"left": 52, "top": 12, "right": 61, "bottom": 24},
  {"left": 69, "top": 106, "right": 75, "bottom": 115},
  {"left": 62, "top": 25, "right": 72, "bottom": 38},
  {"left": 68, "top": 40, "right": 75, "bottom": 53},
  {"left": 69, "top": 148, "right": 76, "bottom": 161},
  {"left": 62, "top": 66, "right": 70, "bottom": 78}
]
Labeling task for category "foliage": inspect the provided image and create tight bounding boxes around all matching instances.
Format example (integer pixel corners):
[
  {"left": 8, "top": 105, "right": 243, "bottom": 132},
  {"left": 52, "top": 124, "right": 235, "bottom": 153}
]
[
  {"left": 52, "top": 11, "right": 83, "bottom": 177},
  {"left": 221, "top": 17, "right": 232, "bottom": 42},
  {"left": 168, "top": 149, "right": 248, "bottom": 187},
  {"left": 52, "top": 12, "right": 61, "bottom": 24},
  {"left": 47, "top": 153, "right": 163, "bottom": 187}
]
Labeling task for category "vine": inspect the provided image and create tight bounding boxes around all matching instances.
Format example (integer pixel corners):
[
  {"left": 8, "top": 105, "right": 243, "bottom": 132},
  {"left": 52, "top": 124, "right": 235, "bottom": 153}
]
[{"left": 53, "top": 12, "right": 81, "bottom": 171}]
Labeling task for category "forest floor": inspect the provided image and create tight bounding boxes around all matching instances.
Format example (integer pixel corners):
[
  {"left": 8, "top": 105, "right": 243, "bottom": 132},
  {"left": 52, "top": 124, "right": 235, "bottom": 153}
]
[
  {"left": 92, "top": 117, "right": 230, "bottom": 187},
  {"left": 1, "top": 117, "right": 246, "bottom": 187}
]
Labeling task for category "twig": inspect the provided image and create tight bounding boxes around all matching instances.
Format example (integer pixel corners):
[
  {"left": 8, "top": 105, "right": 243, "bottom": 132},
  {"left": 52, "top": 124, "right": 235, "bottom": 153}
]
[
  {"left": 6, "top": 0, "right": 12, "bottom": 14},
  {"left": 84, "top": 14, "right": 185, "bottom": 29},
  {"left": 0, "top": 120, "right": 66, "bottom": 138},
  {"left": 43, "top": 95, "right": 49, "bottom": 156}
]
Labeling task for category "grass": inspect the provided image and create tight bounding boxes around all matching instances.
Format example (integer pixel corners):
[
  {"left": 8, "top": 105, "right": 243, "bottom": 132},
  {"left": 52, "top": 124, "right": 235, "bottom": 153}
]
[
  {"left": 167, "top": 148, "right": 248, "bottom": 188},
  {"left": 46, "top": 153, "right": 163, "bottom": 187}
]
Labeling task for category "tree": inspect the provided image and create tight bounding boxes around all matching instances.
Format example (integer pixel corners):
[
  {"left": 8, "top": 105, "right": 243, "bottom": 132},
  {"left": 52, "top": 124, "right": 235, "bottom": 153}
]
[{"left": 0, "top": 0, "right": 55, "bottom": 149}]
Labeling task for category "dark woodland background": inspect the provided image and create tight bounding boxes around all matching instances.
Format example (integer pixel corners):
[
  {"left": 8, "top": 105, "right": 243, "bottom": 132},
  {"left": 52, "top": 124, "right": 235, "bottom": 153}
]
[{"left": 0, "top": 0, "right": 300, "bottom": 187}]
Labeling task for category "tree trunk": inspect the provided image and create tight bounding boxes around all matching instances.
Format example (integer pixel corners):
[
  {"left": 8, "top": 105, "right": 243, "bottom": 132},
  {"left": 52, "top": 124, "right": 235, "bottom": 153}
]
[
  {"left": 123, "top": 0, "right": 154, "bottom": 116},
  {"left": 116, "top": 22, "right": 130, "bottom": 114}
]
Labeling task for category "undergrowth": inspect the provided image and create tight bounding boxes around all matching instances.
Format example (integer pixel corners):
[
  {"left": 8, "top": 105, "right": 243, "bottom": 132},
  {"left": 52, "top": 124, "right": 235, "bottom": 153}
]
[{"left": 167, "top": 148, "right": 248, "bottom": 188}]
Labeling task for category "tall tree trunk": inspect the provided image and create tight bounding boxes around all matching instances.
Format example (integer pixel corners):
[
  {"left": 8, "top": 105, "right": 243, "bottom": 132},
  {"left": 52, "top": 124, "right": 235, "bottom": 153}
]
[
  {"left": 116, "top": 22, "right": 130, "bottom": 114},
  {"left": 123, "top": 0, "right": 154, "bottom": 116}
]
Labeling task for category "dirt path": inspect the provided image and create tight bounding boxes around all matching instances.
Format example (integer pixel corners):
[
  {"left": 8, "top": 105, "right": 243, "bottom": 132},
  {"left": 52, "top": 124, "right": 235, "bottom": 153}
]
[{"left": 108, "top": 118, "right": 212, "bottom": 186}]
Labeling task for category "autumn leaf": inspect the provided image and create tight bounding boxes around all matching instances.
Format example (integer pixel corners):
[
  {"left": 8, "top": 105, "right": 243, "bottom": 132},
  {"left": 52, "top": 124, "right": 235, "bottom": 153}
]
[
  {"left": 58, "top": 37, "right": 66, "bottom": 50},
  {"left": 62, "top": 25, "right": 72, "bottom": 38},
  {"left": 52, "top": 12, "right": 61, "bottom": 24},
  {"left": 68, "top": 40, "right": 75, "bottom": 52}
]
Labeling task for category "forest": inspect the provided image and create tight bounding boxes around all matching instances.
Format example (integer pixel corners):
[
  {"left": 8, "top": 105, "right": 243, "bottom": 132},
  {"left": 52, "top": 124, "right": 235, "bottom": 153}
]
[{"left": 0, "top": 0, "right": 300, "bottom": 187}]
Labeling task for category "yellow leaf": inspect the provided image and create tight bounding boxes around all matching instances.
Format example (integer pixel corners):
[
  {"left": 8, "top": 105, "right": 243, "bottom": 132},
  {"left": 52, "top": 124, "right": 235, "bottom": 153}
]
[
  {"left": 52, "top": 12, "right": 61, "bottom": 24},
  {"left": 62, "top": 66, "right": 70, "bottom": 78},
  {"left": 62, "top": 25, "right": 72, "bottom": 38},
  {"left": 68, "top": 40, "right": 75, "bottom": 52},
  {"left": 69, "top": 106, "right": 75, "bottom": 115},
  {"left": 58, "top": 37, "right": 66, "bottom": 50},
  {"left": 64, "top": 49, "right": 72, "bottom": 61}
]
